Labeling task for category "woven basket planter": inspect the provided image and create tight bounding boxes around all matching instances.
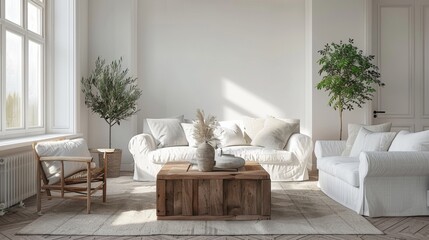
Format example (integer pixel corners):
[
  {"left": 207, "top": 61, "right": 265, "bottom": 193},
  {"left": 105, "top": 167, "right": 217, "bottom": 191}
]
[{"left": 99, "top": 149, "right": 122, "bottom": 178}]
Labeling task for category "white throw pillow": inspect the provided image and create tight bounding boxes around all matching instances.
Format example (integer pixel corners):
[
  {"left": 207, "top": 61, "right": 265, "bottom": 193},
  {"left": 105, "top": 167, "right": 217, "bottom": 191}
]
[
  {"left": 143, "top": 115, "right": 184, "bottom": 135},
  {"left": 147, "top": 118, "right": 188, "bottom": 147},
  {"left": 349, "top": 128, "right": 397, "bottom": 157},
  {"left": 35, "top": 138, "right": 91, "bottom": 184},
  {"left": 342, "top": 122, "right": 392, "bottom": 156},
  {"left": 251, "top": 118, "right": 299, "bottom": 150},
  {"left": 267, "top": 116, "right": 300, "bottom": 133},
  {"left": 216, "top": 121, "right": 246, "bottom": 148},
  {"left": 181, "top": 123, "right": 198, "bottom": 147},
  {"left": 389, "top": 130, "right": 429, "bottom": 151},
  {"left": 242, "top": 117, "right": 265, "bottom": 143}
]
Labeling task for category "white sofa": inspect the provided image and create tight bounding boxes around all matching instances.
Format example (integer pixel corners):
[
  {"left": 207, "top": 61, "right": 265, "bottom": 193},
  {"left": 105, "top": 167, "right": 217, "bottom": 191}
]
[
  {"left": 129, "top": 119, "right": 313, "bottom": 181},
  {"left": 315, "top": 140, "right": 429, "bottom": 217}
]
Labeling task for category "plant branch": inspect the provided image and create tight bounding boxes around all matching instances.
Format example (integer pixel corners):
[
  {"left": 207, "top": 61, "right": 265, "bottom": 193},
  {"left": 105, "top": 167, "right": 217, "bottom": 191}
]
[{"left": 82, "top": 57, "right": 142, "bottom": 148}]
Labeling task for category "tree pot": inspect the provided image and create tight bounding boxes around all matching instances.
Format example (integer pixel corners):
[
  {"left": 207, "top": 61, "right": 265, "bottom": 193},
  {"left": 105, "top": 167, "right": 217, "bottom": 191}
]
[{"left": 99, "top": 149, "right": 122, "bottom": 178}]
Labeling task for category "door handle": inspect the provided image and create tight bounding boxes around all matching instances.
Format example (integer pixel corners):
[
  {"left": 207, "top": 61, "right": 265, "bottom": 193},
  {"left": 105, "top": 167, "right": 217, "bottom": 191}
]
[{"left": 373, "top": 110, "right": 386, "bottom": 118}]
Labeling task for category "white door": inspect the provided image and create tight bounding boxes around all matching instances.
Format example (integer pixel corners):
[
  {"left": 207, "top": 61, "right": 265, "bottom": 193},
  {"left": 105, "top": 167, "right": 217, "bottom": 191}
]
[{"left": 372, "top": 0, "right": 429, "bottom": 132}]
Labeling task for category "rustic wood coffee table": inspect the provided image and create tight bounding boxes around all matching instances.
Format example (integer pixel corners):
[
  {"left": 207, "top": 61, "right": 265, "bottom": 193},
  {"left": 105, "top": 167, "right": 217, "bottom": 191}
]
[{"left": 156, "top": 161, "right": 271, "bottom": 220}]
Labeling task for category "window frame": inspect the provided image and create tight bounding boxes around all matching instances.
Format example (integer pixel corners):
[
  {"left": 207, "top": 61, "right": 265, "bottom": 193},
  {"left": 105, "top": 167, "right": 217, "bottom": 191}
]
[{"left": 0, "top": 0, "right": 46, "bottom": 139}]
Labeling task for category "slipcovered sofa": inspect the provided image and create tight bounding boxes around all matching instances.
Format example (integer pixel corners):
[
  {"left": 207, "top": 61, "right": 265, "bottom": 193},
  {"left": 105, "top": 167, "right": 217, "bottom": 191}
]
[
  {"left": 315, "top": 125, "right": 429, "bottom": 217},
  {"left": 129, "top": 117, "right": 313, "bottom": 181}
]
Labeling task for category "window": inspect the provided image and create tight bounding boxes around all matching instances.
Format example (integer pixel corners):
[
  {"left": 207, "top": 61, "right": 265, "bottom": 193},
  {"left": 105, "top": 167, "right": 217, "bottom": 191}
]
[{"left": 1, "top": 0, "right": 45, "bottom": 137}]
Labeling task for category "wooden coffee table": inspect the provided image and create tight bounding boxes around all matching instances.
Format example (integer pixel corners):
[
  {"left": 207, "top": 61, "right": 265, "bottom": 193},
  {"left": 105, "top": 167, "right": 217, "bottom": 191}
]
[{"left": 156, "top": 161, "right": 271, "bottom": 220}]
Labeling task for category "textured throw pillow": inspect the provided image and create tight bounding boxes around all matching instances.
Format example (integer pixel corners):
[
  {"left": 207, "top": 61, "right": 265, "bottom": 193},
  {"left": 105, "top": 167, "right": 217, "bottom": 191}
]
[
  {"left": 251, "top": 118, "right": 299, "bottom": 150},
  {"left": 242, "top": 117, "right": 265, "bottom": 143},
  {"left": 181, "top": 123, "right": 198, "bottom": 147},
  {"left": 216, "top": 121, "right": 246, "bottom": 148},
  {"left": 147, "top": 118, "right": 188, "bottom": 147},
  {"left": 143, "top": 115, "right": 184, "bottom": 135},
  {"left": 389, "top": 130, "right": 429, "bottom": 151},
  {"left": 349, "top": 128, "right": 397, "bottom": 157},
  {"left": 342, "top": 122, "right": 392, "bottom": 156},
  {"left": 267, "top": 116, "right": 300, "bottom": 133},
  {"left": 35, "top": 138, "right": 91, "bottom": 184}
]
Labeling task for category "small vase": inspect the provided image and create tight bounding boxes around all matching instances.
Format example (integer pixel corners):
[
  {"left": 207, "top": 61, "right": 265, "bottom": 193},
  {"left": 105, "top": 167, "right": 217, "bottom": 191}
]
[{"left": 196, "top": 142, "right": 215, "bottom": 172}]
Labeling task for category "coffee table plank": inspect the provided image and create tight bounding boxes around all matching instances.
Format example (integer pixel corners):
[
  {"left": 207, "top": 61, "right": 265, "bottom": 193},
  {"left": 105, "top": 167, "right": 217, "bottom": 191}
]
[
  {"left": 261, "top": 180, "right": 271, "bottom": 216},
  {"left": 173, "top": 180, "right": 182, "bottom": 215},
  {"left": 242, "top": 180, "right": 257, "bottom": 215},
  {"left": 256, "top": 180, "right": 262, "bottom": 214},
  {"left": 192, "top": 179, "right": 199, "bottom": 215},
  {"left": 198, "top": 179, "right": 210, "bottom": 215},
  {"left": 156, "top": 180, "right": 166, "bottom": 216},
  {"left": 182, "top": 179, "right": 193, "bottom": 215},
  {"left": 166, "top": 180, "right": 174, "bottom": 215},
  {"left": 224, "top": 180, "right": 242, "bottom": 215},
  {"left": 209, "top": 179, "right": 223, "bottom": 216}
]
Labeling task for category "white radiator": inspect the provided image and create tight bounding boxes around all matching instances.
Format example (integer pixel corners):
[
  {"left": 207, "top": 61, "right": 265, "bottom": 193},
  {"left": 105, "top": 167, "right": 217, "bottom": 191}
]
[{"left": 0, "top": 151, "right": 37, "bottom": 214}]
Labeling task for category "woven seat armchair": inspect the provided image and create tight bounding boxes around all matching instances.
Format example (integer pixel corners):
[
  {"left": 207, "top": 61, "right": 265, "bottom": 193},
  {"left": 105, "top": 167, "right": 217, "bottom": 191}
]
[{"left": 33, "top": 138, "right": 109, "bottom": 214}]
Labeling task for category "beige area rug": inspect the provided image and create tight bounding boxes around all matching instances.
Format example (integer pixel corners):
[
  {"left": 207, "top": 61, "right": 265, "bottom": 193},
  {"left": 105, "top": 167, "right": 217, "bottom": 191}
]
[{"left": 18, "top": 176, "right": 382, "bottom": 236}]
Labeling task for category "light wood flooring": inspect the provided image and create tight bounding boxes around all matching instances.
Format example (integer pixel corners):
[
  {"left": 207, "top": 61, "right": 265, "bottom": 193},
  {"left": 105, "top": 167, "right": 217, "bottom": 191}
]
[{"left": 1, "top": 173, "right": 429, "bottom": 240}]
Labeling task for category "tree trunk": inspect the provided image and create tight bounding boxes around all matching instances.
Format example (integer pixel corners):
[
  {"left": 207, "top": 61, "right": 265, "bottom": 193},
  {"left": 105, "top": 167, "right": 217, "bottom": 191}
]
[
  {"left": 109, "top": 124, "right": 112, "bottom": 148},
  {"left": 339, "top": 109, "right": 343, "bottom": 140}
]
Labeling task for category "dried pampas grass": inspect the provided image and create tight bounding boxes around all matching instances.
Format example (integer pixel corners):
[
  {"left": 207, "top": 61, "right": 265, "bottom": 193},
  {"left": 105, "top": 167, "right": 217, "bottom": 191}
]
[{"left": 193, "top": 109, "right": 218, "bottom": 146}]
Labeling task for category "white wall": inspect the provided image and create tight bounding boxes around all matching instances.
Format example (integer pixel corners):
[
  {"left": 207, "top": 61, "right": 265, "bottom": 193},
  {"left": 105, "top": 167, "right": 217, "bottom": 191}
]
[
  {"left": 84, "top": 0, "right": 372, "bottom": 171},
  {"left": 87, "top": 0, "right": 138, "bottom": 171},
  {"left": 138, "top": 0, "right": 307, "bottom": 131},
  {"left": 311, "top": 0, "right": 368, "bottom": 141}
]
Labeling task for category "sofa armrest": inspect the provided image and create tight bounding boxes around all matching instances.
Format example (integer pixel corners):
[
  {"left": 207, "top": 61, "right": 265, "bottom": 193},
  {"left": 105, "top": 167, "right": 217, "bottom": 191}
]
[
  {"left": 128, "top": 133, "right": 157, "bottom": 156},
  {"left": 285, "top": 133, "right": 313, "bottom": 169},
  {"left": 359, "top": 151, "right": 429, "bottom": 178},
  {"left": 314, "top": 140, "right": 346, "bottom": 159}
]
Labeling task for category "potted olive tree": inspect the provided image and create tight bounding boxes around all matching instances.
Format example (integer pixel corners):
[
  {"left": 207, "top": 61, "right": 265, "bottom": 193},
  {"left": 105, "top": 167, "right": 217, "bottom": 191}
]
[
  {"left": 316, "top": 39, "right": 382, "bottom": 140},
  {"left": 81, "top": 57, "right": 142, "bottom": 177}
]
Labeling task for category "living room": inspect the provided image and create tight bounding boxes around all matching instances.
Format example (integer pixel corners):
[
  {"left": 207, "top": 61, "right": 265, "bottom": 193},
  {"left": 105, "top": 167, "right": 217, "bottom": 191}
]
[{"left": 1, "top": 0, "right": 429, "bottom": 239}]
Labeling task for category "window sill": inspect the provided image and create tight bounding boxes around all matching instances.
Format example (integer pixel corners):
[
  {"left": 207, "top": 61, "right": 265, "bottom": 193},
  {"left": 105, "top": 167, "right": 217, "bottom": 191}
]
[{"left": 0, "top": 133, "right": 83, "bottom": 151}]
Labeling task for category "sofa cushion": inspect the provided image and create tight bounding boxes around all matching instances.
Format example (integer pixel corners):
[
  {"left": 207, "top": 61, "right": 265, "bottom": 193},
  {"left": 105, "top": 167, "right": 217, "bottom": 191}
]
[
  {"left": 349, "top": 128, "right": 397, "bottom": 157},
  {"left": 143, "top": 115, "right": 184, "bottom": 135},
  {"left": 389, "top": 130, "right": 429, "bottom": 151},
  {"left": 35, "top": 138, "right": 91, "bottom": 184},
  {"left": 317, "top": 156, "right": 360, "bottom": 187},
  {"left": 251, "top": 118, "right": 299, "bottom": 150},
  {"left": 242, "top": 117, "right": 265, "bottom": 143},
  {"left": 342, "top": 122, "right": 392, "bottom": 156},
  {"left": 181, "top": 123, "right": 198, "bottom": 147},
  {"left": 216, "top": 121, "right": 246, "bottom": 148},
  {"left": 147, "top": 118, "right": 188, "bottom": 147},
  {"left": 149, "top": 146, "right": 197, "bottom": 164},
  {"left": 221, "top": 146, "right": 295, "bottom": 164}
]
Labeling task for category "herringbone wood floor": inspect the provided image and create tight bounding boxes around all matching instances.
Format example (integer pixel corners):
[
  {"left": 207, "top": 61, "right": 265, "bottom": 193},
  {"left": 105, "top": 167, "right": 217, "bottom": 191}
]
[{"left": 1, "top": 173, "right": 429, "bottom": 240}]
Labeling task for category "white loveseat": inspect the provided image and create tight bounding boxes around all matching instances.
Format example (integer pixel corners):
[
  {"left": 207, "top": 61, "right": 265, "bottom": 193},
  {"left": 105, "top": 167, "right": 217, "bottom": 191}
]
[
  {"left": 315, "top": 129, "right": 429, "bottom": 217},
  {"left": 129, "top": 118, "right": 313, "bottom": 181}
]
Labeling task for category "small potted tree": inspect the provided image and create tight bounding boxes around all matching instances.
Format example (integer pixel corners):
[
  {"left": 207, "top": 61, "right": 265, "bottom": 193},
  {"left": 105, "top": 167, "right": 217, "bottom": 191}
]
[
  {"left": 81, "top": 57, "right": 142, "bottom": 177},
  {"left": 316, "top": 39, "right": 382, "bottom": 140}
]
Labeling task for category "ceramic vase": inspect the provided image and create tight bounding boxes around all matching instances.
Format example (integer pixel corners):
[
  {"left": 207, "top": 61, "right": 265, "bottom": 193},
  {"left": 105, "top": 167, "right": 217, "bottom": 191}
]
[{"left": 196, "top": 142, "right": 215, "bottom": 172}]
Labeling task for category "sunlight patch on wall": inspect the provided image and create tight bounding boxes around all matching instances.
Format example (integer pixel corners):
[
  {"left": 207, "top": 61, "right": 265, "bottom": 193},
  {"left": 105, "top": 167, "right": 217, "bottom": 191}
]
[{"left": 222, "top": 78, "right": 284, "bottom": 119}]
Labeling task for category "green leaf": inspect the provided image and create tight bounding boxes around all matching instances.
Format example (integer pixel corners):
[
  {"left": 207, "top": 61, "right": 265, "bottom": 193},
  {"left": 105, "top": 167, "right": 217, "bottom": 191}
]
[
  {"left": 316, "top": 39, "right": 383, "bottom": 138},
  {"left": 81, "top": 57, "right": 142, "bottom": 147}
]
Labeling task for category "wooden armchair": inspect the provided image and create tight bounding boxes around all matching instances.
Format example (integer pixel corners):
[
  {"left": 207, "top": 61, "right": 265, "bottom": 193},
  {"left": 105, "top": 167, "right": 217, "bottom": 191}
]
[{"left": 33, "top": 138, "right": 109, "bottom": 214}]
